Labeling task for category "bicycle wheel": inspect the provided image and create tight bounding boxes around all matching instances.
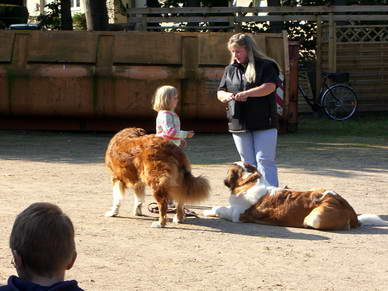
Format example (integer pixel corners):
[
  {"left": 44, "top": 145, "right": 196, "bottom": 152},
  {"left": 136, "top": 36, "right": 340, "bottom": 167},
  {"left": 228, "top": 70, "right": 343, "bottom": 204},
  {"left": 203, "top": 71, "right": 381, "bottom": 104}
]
[{"left": 321, "top": 84, "right": 358, "bottom": 121}]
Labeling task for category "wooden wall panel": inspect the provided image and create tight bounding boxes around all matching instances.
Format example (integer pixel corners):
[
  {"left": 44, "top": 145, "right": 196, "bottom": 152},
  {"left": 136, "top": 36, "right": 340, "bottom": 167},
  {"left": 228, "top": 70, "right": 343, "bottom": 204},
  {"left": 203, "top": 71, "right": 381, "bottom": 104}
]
[{"left": 0, "top": 31, "right": 293, "bottom": 131}]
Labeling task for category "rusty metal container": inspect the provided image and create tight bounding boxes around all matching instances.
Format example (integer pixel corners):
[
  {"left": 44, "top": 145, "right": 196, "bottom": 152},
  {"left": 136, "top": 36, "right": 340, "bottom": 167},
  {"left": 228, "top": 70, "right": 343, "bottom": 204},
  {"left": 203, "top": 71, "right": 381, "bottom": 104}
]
[{"left": 0, "top": 31, "right": 297, "bottom": 132}]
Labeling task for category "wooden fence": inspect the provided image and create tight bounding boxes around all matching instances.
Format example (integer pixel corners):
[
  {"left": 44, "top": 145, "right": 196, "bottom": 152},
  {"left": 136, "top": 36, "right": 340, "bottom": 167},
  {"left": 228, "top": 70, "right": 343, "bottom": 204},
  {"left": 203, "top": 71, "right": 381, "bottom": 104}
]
[
  {"left": 319, "top": 24, "right": 388, "bottom": 111},
  {"left": 127, "top": 5, "right": 388, "bottom": 112},
  {"left": 126, "top": 5, "right": 388, "bottom": 31}
]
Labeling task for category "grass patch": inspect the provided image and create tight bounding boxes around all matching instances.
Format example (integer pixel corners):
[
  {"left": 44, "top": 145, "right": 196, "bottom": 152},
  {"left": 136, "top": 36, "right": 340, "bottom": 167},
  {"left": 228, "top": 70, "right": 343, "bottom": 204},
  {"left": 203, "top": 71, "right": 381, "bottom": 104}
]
[
  {"left": 294, "top": 112, "right": 388, "bottom": 138},
  {"left": 277, "top": 112, "right": 388, "bottom": 168}
]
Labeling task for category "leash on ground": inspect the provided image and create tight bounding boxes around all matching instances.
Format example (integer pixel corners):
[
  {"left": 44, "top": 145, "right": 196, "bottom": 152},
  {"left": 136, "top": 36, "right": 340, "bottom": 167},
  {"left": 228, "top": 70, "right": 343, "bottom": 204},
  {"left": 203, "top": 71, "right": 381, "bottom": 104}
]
[{"left": 147, "top": 203, "right": 213, "bottom": 217}]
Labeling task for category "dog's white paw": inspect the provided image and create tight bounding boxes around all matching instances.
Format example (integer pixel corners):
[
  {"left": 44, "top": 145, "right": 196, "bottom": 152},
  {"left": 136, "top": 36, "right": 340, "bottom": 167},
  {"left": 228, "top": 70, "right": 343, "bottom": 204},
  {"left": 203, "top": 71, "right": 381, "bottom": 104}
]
[
  {"left": 173, "top": 215, "right": 183, "bottom": 224},
  {"left": 151, "top": 221, "right": 165, "bottom": 228},
  {"left": 203, "top": 209, "right": 216, "bottom": 217},
  {"left": 105, "top": 210, "right": 118, "bottom": 217}
]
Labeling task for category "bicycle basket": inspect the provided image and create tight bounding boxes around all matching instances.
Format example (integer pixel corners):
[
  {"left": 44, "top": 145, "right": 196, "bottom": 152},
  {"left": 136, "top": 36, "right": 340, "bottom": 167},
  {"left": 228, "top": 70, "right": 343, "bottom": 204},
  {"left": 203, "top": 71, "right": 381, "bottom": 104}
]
[{"left": 327, "top": 72, "right": 349, "bottom": 83}]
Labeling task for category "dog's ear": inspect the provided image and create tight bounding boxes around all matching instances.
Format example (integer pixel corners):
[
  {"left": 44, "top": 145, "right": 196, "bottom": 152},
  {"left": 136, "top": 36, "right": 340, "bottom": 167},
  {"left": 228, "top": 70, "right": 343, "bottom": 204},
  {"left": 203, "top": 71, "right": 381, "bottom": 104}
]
[
  {"left": 243, "top": 162, "right": 258, "bottom": 174},
  {"left": 224, "top": 166, "right": 241, "bottom": 190},
  {"left": 241, "top": 172, "right": 261, "bottom": 185}
]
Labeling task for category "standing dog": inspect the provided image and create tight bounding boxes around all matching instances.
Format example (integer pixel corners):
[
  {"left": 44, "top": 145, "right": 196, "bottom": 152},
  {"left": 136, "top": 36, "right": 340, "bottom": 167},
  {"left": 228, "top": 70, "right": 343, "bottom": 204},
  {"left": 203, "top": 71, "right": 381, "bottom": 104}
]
[
  {"left": 105, "top": 128, "right": 210, "bottom": 228},
  {"left": 204, "top": 162, "right": 387, "bottom": 230}
]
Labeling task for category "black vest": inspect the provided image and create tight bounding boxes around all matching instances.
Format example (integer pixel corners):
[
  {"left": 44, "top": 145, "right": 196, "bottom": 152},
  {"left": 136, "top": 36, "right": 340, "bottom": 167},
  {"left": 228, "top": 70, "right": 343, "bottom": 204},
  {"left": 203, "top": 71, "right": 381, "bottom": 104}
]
[{"left": 219, "top": 59, "right": 279, "bottom": 132}]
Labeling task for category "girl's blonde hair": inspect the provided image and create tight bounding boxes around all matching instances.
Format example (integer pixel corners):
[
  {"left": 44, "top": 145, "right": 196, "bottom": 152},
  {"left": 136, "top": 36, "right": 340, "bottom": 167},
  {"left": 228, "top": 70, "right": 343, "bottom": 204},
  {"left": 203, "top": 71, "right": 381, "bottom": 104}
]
[
  {"left": 228, "top": 33, "right": 281, "bottom": 83},
  {"left": 152, "top": 85, "right": 178, "bottom": 111}
]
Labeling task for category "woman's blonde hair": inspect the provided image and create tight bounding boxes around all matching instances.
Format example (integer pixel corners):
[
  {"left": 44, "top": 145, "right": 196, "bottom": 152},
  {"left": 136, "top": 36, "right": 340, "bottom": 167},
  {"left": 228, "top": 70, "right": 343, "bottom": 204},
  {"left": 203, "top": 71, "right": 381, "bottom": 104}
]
[
  {"left": 152, "top": 85, "right": 178, "bottom": 111},
  {"left": 228, "top": 33, "right": 281, "bottom": 83}
]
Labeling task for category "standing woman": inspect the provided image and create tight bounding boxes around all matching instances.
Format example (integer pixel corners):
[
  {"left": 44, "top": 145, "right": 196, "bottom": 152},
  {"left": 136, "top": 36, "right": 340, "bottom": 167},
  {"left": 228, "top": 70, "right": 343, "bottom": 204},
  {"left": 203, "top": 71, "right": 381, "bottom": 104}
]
[{"left": 217, "top": 33, "right": 280, "bottom": 186}]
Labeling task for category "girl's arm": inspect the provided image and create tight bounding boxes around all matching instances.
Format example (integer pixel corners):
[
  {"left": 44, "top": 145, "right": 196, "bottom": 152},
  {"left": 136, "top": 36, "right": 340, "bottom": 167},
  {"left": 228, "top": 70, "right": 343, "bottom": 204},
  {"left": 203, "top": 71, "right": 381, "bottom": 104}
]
[{"left": 157, "top": 112, "right": 188, "bottom": 140}]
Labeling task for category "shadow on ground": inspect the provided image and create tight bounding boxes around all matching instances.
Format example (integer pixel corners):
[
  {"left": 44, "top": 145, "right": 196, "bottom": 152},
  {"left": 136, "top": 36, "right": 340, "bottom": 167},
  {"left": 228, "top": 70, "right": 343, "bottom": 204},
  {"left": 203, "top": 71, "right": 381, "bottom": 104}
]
[{"left": 0, "top": 130, "right": 387, "bottom": 177}]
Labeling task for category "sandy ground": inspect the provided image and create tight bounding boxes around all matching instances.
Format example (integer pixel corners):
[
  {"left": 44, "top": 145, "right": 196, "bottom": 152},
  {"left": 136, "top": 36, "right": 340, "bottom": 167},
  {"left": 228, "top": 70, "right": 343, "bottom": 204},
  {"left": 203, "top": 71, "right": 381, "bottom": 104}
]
[{"left": 1, "top": 130, "right": 388, "bottom": 290}]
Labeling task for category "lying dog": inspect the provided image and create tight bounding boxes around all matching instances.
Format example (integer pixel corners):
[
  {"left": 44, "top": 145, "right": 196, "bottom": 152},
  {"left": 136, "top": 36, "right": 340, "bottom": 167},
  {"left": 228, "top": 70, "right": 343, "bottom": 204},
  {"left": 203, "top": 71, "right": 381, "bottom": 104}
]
[
  {"left": 105, "top": 127, "right": 210, "bottom": 228},
  {"left": 204, "top": 162, "right": 387, "bottom": 230}
]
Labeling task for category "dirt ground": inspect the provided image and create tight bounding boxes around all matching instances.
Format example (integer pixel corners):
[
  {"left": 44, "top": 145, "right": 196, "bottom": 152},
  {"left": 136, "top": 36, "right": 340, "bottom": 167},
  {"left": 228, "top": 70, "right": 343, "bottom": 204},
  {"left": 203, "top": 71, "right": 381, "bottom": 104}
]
[{"left": 1, "top": 129, "right": 388, "bottom": 290}]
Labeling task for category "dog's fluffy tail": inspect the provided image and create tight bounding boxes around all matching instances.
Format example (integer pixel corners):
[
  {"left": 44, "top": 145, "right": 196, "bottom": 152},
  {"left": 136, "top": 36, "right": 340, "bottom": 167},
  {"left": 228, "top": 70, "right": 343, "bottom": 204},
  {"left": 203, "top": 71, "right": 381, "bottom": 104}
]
[
  {"left": 181, "top": 172, "right": 210, "bottom": 203},
  {"left": 358, "top": 214, "right": 388, "bottom": 226}
]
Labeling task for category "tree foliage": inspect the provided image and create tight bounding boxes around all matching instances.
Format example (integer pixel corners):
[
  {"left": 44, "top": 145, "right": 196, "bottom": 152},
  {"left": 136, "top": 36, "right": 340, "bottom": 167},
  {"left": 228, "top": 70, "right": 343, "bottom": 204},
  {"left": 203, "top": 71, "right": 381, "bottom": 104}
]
[
  {"left": 37, "top": 0, "right": 61, "bottom": 30},
  {"left": 36, "top": 0, "right": 72, "bottom": 30},
  {"left": 73, "top": 13, "right": 86, "bottom": 30}
]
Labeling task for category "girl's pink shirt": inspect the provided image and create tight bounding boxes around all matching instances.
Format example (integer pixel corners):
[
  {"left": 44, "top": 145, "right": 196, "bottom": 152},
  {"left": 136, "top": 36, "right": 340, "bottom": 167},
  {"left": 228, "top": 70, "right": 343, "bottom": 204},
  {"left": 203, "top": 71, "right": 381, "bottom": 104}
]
[{"left": 155, "top": 110, "right": 188, "bottom": 146}]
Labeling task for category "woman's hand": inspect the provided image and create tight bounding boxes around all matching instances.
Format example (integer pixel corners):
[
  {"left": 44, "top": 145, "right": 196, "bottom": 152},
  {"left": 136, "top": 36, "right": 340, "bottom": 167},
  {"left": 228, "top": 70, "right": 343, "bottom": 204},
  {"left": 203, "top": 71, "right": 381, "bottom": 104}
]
[
  {"left": 217, "top": 91, "right": 234, "bottom": 103},
  {"left": 234, "top": 91, "right": 248, "bottom": 101}
]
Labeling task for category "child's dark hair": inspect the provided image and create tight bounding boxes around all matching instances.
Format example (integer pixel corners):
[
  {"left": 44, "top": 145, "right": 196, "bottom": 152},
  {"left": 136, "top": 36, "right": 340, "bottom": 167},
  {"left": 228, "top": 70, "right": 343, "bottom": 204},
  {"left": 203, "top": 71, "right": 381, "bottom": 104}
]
[{"left": 9, "top": 202, "right": 76, "bottom": 277}]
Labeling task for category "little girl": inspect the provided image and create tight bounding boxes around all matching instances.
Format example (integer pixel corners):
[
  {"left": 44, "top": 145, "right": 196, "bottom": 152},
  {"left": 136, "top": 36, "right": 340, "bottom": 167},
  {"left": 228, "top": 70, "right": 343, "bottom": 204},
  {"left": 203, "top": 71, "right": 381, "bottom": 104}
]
[{"left": 152, "top": 85, "right": 194, "bottom": 147}]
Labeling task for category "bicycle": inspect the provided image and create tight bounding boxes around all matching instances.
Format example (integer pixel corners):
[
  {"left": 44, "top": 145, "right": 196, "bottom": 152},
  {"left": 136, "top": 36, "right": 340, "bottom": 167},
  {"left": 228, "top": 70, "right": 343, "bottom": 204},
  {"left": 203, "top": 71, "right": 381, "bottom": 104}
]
[{"left": 298, "top": 71, "right": 358, "bottom": 121}]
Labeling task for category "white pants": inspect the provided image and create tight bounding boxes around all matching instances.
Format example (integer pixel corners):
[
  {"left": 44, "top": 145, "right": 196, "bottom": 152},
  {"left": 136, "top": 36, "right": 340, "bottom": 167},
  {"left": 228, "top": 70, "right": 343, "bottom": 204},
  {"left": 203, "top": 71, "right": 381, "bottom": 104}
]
[{"left": 232, "top": 128, "right": 278, "bottom": 187}]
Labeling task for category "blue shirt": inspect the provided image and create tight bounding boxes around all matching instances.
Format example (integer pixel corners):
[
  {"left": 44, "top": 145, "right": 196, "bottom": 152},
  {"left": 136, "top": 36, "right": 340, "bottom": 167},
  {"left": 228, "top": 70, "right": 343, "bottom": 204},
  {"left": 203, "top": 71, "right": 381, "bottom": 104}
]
[{"left": 0, "top": 276, "right": 83, "bottom": 291}]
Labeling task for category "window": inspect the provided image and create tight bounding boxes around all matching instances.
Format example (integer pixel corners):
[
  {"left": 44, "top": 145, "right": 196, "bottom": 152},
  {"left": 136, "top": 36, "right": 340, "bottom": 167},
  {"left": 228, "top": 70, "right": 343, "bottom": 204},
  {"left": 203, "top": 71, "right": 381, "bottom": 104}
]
[{"left": 71, "top": 0, "right": 81, "bottom": 8}]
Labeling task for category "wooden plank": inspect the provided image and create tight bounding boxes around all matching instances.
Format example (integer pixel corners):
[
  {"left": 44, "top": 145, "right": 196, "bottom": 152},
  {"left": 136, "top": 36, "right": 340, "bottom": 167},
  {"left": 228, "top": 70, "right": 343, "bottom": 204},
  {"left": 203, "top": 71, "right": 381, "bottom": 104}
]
[
  {"left": 198, "top": 33, "right": 232, "bottom": 65},
  {"left": 197, "top": 33, "right": 275, "bottom": 66},
  {"left": 265, "top": 35, "right": 285, "bottom": 70},
  {"left": 127, "top": 6, "right": 388, "bottom": 14},
  {"left": 316, "top": 15, "right": 322, "bottom": 97},
  {"left": 128, "top": 16, "right": 234, "bottom": 23},
  {"left": 144, "top": 25, "right": 235, "bottom": 30},
  {"left": 336, "top": 24, "right": 388, "bottom": 29},
  {"left": 358, "top": 104, "right": 388, "bottom": 111},
  {"left": 336, "top": 56, "right": 388, "bottom": 62},
  {"left": 113, "top": 32, "right": 182, "bottom": 65},
  {"left": 11, "top": 33, "right": 29, "bottom": 67},
  {"left": 336, "top": 49, "right": 388, "bottom": 56},
  {"left": 336, "top": 62, "right": 388, "bottom": 69},
  {"left": 321, "top": 15, "right": 388, "bottom": 21},
  {"left": 128, "top": 15, "right": 388, "bottom": 24},
  {"left": 353, "top": 85, "right": 388, "bottom": 91},
  {"left": 282, "top": 30, "right": 290, "bottom": 112},
  {"left": 336, "top": 45, "right": 388, "bottom": 52},
  {"left": 349, "top": 71, "right": 388, "bottom": 78},
  {"left": 0, "top": 31, "right": 14, "bottom": 62},
  {"left": 328, "top": 13, "right": 336, "bottom": 73},
  {"left": 28, "top": 31, "right": 98, "bottom": 63},
  {"left": 127, "top": 15, "right": 320, "bottom": 23}
]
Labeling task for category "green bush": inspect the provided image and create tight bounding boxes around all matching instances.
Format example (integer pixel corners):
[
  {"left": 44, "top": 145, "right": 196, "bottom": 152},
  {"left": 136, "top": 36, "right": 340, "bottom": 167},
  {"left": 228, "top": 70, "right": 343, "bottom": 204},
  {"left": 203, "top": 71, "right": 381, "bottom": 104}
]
[{"left": 73, "top": 13, "right": 86, "bottom": 30}]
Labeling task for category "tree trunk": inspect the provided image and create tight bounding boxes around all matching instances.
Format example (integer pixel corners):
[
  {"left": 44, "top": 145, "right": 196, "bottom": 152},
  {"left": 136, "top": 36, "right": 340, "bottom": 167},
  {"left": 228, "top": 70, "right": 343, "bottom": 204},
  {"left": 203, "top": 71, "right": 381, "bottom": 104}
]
[
  {"left": 39, "top": 0, "right": 45, "bottom": 15},
  {"left": 60, "top": 0, "right": 73, "bottom": 30},
  {"left": 85, "top": 0, "right": 109, "bottom": 31}
]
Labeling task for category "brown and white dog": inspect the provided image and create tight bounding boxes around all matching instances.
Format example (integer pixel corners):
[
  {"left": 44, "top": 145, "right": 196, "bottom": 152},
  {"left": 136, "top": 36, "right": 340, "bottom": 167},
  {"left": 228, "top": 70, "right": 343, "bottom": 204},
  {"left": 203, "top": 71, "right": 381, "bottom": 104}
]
[
  {"left": 105, "top": 127, "right": 210, "bottom": 228},
  {"left": 204, "top": 162, "right": 387, "bottom": 230}
]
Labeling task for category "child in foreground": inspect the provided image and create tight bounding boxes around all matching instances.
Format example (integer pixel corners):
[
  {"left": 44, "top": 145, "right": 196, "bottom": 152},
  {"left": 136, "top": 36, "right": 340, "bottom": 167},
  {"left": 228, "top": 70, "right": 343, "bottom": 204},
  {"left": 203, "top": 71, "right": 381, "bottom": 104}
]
[
  {"left": 0, "top": 202, "right": 83, "bottom": 291},
  {"left": 152, "top": 85, "right": 194, "bottom": 147}
]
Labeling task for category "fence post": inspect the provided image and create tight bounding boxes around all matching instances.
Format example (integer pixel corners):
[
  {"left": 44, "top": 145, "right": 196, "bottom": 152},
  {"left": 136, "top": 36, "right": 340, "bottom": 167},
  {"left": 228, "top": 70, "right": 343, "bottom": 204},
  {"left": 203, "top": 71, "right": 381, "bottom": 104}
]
[
  {"left": 140, "top": 15, "right": 147, "bottom": 31},
  {"left": 328, "top": 12, "right": 336, "bottom": 73},
  {"left": 233, "top": 13, "right": 240, "bottom": 32},
  {"left": 316, "top": 15, "right": 322, "bottom": 97}
]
